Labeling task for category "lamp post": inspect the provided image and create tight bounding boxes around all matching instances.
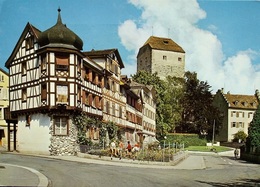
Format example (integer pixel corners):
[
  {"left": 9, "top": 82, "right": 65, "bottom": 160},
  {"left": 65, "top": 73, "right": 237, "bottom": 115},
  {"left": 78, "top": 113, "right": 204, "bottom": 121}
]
[{"left": 163, "top": 136, "right": 167, "bottom": 162}]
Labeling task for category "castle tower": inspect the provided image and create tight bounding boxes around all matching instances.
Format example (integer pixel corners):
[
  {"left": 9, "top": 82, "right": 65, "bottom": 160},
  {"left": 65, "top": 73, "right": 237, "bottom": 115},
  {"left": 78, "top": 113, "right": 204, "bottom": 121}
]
[{"left": 137, "top": 36, "right": 185, "bottom": 79}]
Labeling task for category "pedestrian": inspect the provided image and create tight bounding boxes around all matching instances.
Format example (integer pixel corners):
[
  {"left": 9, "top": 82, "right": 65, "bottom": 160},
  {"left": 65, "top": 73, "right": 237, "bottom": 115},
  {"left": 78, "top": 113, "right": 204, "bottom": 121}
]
[
  {"left": 118, "top": 140, "right": 124, "bottom": 160},
  {"left": 234, "top": 148, "right": 239, "bottom": 159},
  {"left": 126, "top": 141, "right": 132, "bottom": 158},
  {"left": 110, "top": 140, "right": 116, "bottom": 160}
]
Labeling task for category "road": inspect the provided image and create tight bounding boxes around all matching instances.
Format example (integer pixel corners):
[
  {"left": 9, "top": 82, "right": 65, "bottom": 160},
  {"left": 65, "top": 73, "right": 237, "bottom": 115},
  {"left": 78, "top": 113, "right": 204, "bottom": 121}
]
[{"left": 0, "top": 153, "right": 259, "bottom": 187}]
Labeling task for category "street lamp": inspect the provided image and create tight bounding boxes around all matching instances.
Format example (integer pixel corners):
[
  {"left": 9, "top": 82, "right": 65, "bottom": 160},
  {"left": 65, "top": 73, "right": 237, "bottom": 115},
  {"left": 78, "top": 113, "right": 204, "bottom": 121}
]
[{"left": 163, "top": 136, "right": 167, "bottom": 162}]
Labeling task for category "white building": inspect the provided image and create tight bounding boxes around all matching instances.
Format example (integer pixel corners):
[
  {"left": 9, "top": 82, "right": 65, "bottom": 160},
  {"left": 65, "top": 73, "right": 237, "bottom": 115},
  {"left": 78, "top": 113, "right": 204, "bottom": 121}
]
[{"left": 213, "top": 89, "right": 259, "bottom": 142}]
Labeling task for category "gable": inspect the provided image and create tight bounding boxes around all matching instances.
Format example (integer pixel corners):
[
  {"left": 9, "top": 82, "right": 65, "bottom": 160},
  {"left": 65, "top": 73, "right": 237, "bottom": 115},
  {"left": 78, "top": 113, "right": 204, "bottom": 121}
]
[{"left": 5, "top": 22, "right": 41, "bottom": 68}]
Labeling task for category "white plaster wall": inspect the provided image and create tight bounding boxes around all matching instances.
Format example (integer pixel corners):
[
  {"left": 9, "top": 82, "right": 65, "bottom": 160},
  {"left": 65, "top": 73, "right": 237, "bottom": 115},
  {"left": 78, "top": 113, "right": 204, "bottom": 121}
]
[
  {"left": 17, "top": 113, "right": 51, "bottom": 155},
  {"left": 228, "top": 109, "right": 254, "bottom": 141}
]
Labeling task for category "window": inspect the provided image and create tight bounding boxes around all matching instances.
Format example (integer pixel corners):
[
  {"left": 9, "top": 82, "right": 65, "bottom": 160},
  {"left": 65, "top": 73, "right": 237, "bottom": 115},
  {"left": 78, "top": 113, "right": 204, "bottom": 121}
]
[
  {"left": 94, "top": 96, "right": 101, "bottom": 109},
  {"left": 22, "top": 88, "right": 27, "bottom": 102},
  {"left": 56, "top": 85, "right": 68, "bottom": 104},
  {"left": 112, "top": 103, "right": 115, "bottom": 116},
  {"left": 77, "top": 57, "right": 81, "bottom": 72},
  {"left": 84, "top": 92, "right": 89, "bottom": 105},
  {"left": 41, "top": 84, "right": 47, "bottom": 100},
  {"left": 178, "top": 57, "right": 182, "bottom": 62},
  {"left": 106, "top": 101, "right": 110, "bottom": 113},
  {"left": 0, "top": 108, "right": 2, "bottom": 119},
  {"left": 54, "top": 116, "right": 68, "bottom": 135},
  {"left": 231, "top": 122, "right": 236, "bottom": 128},
  {"left": 0, "top": 75, "right": 4, "bottom": 82},
  {"left": 87, "top": 127, "right": 99, "bottom": 140},
  {"left": 22, "top": 62, "right": 26, "bottom": 75},
  {"left": 163, "top": 55, "right": 167, "bottom": 60},
  {"left": 119, "top": 106, "right": 122, "bottom": 118},
  {"left": 26, "top": 36, "right": 34, "bottom": 50},
  {"left": 0, "top": 87, "right": 8, "bottom": 100},
  {"left": 55, "top": 53, "right": 69, "bottom": 70},
  {"left": 26, "top": 115, "right": 31, "bottom": 126},
  {"left": 77, "top": 86, "right": 81, "bottom": 101},
  {"left": 41, "top": 54, "right": 47, "bottom": 70}
]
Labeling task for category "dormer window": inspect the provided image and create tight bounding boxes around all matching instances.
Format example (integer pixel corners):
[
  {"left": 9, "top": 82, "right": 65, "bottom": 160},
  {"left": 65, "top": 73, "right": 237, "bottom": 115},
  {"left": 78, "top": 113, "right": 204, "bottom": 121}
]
[{"left": 163, "top": 40, "right": 169, "bottom": 45}]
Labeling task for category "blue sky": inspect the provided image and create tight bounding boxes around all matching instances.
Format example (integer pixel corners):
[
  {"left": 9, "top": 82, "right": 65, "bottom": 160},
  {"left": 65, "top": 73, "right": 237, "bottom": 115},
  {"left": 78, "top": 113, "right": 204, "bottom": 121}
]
[{"left": 0, "top": 0, "right": 259, "bottom": 94}]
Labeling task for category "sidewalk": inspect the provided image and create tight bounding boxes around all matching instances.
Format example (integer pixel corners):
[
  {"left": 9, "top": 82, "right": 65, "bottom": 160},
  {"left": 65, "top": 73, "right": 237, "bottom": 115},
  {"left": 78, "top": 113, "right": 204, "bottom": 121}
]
[
  {"left": 0, "top": 162, "right": 49, "bottom": 187},
  {"left": 0, "top": 149, "right": 207, "bottom": 187}
]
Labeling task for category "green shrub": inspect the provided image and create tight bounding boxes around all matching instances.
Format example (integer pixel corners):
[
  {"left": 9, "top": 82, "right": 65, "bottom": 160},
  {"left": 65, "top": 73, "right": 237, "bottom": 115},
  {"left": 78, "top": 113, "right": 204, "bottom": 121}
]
[
  {"left": 233, "top": 131, "right": 247, "bottom": 142},
  {"left": 164, "top": 133, "right": 207, "bottom": 147}
]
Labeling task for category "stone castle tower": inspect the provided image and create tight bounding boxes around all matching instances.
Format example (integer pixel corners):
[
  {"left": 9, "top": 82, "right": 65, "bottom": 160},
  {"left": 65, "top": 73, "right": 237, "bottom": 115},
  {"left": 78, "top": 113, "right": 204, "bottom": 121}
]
[{"left": 137, "top": 36, "right": 185, "bottom": 79}]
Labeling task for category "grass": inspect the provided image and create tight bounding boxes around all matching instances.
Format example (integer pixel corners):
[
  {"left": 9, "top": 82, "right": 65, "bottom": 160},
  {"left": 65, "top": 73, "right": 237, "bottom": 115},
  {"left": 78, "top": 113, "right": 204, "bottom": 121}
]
[{"left": 185, "top": 146, "right": 232, "bottom": 152}]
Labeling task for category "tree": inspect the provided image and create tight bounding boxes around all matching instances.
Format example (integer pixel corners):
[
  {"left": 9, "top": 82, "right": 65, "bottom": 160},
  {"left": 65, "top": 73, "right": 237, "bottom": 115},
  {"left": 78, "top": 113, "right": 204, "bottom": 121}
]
[
  {"left": 233, "top": 131, "right": 247, "bottom": 142},
  {"left": 247, "top": 105, "right": 260, "bottom": 153},
  {"left": 163, "top": 76, "right": 184, "bottom": 132},
  {"left": 132, "top": 71, "right": 168, "bottom": 139},
  {"left": 178, "top": 71, "right": 222, "bottom": 136}
]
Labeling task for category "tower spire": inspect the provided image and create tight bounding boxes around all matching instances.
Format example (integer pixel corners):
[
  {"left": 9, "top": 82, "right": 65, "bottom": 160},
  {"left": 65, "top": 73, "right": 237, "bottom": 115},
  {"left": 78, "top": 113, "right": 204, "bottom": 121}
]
[{"left": 57, "top": 7, "right": 62, "bottom": 24}]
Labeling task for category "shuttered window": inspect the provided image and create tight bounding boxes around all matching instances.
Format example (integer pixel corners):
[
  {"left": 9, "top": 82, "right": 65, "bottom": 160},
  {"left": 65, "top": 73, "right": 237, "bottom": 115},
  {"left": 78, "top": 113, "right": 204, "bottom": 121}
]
[
  {"left": 41, "top": 84, "right": 47, "bottom": 100},
  {"left": 55, "top": 53, "right": 69, "bottom": 70}
]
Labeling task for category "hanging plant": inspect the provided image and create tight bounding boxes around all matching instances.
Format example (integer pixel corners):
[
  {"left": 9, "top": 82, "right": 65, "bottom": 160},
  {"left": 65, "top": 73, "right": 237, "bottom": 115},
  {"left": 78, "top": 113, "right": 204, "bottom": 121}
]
[{"left": 73, "top": 113, "right": 92, "bottom": 145}]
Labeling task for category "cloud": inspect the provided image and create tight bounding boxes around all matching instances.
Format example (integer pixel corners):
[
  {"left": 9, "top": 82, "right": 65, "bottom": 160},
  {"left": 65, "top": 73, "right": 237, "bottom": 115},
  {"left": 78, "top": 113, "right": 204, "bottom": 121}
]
[{"left": 118, "top": 0, "right": 260, "bottom": 94}]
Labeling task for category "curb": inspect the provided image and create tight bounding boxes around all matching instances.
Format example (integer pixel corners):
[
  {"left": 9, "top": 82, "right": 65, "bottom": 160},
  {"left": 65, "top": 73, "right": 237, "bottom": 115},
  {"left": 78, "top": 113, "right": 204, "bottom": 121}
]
[{"left": 0, "top": 163, "right": 49, "bottom": 187}]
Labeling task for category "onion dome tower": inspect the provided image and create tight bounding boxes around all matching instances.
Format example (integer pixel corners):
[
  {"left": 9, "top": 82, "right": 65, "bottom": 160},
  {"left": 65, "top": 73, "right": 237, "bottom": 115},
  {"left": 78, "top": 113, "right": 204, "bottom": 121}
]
[{"left": 38, "top": 8, "right": 83, "bottom": 50}]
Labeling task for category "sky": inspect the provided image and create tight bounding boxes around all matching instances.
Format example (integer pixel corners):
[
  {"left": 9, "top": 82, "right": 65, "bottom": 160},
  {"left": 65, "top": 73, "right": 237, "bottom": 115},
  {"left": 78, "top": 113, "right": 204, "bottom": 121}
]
[{"left": 0, "top": 0, "right": 259, "bottom": 95}]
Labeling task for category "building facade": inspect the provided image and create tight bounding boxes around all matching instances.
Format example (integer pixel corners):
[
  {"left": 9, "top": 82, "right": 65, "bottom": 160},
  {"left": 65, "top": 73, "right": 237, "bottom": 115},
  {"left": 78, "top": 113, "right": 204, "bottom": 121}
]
[
  {"left": 213, "top": 89, "right": 259, "bottom": 142},
  {"left": 5, "top": 9, "right": 156, "bottom": 155},
  {"left": 0, "top": 68, "right": 9, "bottom": 147},
  {"left": 128, "top": 81, "right": 156, "bottom": 146},
  {"left": 137, "top": 36, "right": 185, "bottom": 80}
]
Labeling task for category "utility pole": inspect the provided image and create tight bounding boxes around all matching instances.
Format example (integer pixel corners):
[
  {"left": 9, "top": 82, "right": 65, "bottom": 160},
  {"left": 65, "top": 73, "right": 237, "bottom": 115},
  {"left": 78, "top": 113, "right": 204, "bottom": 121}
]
[{"left": 212, "top": 120, "right": 215, "bottom": 145}]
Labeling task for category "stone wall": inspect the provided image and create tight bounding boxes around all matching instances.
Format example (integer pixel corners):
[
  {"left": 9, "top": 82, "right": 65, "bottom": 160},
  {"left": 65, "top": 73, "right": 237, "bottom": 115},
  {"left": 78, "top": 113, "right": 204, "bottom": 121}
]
[
  {"left": 49, "top": 116, "right": 79, "bottom": 156},
  {"left": 137, "top": 46, "right": 185, "bottom": 79}
]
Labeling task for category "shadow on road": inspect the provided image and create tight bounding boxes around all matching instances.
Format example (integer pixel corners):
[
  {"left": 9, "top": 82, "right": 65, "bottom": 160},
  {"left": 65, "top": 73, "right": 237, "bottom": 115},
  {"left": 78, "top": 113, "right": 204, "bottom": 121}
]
[{"left": 196, "top": 178, "right": 260, "bottom": 187}]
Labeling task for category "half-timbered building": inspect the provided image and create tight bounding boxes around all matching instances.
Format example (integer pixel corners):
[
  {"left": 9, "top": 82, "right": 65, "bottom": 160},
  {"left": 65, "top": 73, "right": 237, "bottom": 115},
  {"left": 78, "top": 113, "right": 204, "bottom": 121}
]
[
  {"left": 5, "top": 9, "right": 158, "bottom": 155},
  {"left": 84, "top": 49, "right": 127, "bottom": 140},
  {"left": 5, "top": 9, "right": 103, "bottom": 155},
  {"left": 120, "top": 76, "right": 156, "bottom": 146},
  {"left": 128, "top": 80, "right": 156, "bottom": 146}
]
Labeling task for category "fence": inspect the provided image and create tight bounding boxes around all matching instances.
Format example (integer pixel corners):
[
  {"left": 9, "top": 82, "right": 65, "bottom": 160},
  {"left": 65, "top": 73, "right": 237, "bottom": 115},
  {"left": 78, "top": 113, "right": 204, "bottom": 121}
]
[{"left": 80, "top": 141, "right": 187, "bottom": 163}]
